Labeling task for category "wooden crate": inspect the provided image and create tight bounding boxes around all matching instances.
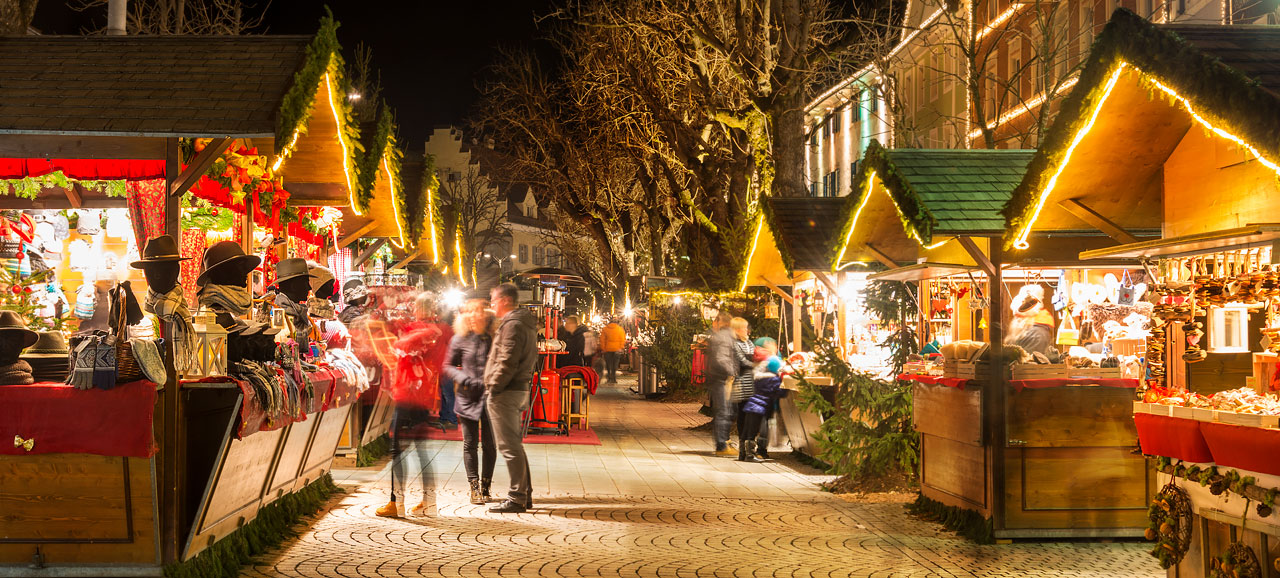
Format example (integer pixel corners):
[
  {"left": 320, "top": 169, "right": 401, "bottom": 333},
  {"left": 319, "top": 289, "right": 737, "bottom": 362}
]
[
  {"left": 952, "top": 361, "right": 998, "bottom": 380},
  {"left": 1190, "top": 407, "right": 1217, "bottom": 422},
  {"left": 1011, "top": 363, "right": 1067, "bottom": 380},
  {"left": 1252, "top": 352, "right": 1278, "bottom": 394},
  {"left": 1215, "top": 410, "right": 1280, "bottom": 429},
  {"left": 1065, "top": 367, "right": 1123, "bottom": 379},
  {"left": 1109, "top": 338, "right": 1146, "bottom": 357}
]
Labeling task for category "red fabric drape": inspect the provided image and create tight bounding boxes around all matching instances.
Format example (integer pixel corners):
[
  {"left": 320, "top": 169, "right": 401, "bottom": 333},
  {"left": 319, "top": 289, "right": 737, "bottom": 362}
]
[
  {"left": 0, "top": 158, "right": 166, "bottom": 180},
  {"left": 0, "top": 380, "right": 157, "bottom": 458},
  {"left": 898, "top": 374, "right": 974, "bottom": 389},
  {"left": 1134, "top": 413, "right": 1214, "bottom": 463},
  {"left": 179, "top": 228, "right": 206, "bottom": 306},
  {"left": 1200, "top": 421, "right": 1280, "bottom": 476},
  {"left": 126, "top": 179, "right": 167, "bottom": 251}
]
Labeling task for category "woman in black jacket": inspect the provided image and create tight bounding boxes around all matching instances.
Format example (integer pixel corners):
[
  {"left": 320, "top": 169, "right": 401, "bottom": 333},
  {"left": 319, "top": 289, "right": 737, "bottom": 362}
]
[{"left": 443, "top": 299, "right": 498, "bottom": 504}]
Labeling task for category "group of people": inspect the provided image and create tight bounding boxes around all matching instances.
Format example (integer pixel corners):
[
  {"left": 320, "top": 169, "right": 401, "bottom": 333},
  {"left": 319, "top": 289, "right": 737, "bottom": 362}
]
[
  {"left": 554, "top": 313, "right": 628, "bottom": 384},
  {"left": 369, "top": 283, "right": 540, "bottom": 517},
  {"left": 702, "top": 312, "right": 789, "bottom": 462}
]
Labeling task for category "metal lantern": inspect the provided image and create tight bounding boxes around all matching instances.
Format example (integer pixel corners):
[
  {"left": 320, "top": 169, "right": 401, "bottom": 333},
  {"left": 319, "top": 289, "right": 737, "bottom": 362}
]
[
  {"left": 187, "top": 310, "right": 228, "bottom": 378},
  {"left": 813, "top": 290, "right": 827, "bottom": 313},
  {"left": 701, "top": 300, "right": 719, "bottom": 321},
  {"left": 764, "top": 298, "right": 779, "bottom": 319}
]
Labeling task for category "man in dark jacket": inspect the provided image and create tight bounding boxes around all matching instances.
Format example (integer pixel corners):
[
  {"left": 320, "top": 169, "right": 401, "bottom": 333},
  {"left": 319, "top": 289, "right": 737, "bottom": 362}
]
[
  {"left": 483, "top": 283, "right": 539, "bottom": 513},
  {"left": 704, "top": 312, "right": 737, "bottom": 456},
  {"left": 557, "top": 315, "right": 587, "bottom": 367}
]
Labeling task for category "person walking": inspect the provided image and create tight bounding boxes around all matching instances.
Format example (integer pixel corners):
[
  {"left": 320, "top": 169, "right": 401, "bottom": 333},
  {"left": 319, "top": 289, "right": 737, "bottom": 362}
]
[
  {"left": 557, "top": 315, "right": 587, "bottom": 368},
  {"left": 377, "top": 292, "right": 451, "bottom": 518},
  {"left": 728, "top": 317, "right": 756, "bottom": 456},
  {"left": 703, "top": 312, "right": 737, "bottom": 456},
  {"left": 444, "top": 299, "right": 498, "bottom": 505},
  {"left": 483, "top": 283, "right": 539, "bottom": 513},
  {"left": 601, "top": 317, "right": 627, "bottom": 384},
  {"left": 739, "top": 356, "right": 787, "bottom": 462}
]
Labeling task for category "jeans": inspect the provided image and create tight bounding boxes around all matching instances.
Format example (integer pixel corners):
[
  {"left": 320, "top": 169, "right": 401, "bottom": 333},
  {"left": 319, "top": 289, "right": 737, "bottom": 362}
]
[
  {"left": 438, "top": 375, "right": 457, "bottom": 424},
  {"left": 487, "top": 389, "right": 532, "bottom": 504},
  {"left": 389, "top": 407, "right": 433, "bottom": 503},
  {"left": 710, "top": 376, "right": 734, "bottom": 450},
  {"left": 604, "top": 351, "right": 621, "bottom": 382},
  {"left": 739, "top": 411, "right": 765, "bottom": 445},
  {"left": 460, "top": 409, "right": 496, "bottom": 483}
]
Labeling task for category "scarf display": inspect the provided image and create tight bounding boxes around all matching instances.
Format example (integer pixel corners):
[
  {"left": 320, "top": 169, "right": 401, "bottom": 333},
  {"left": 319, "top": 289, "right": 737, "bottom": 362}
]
[
  {"left": 0, "top": 360, "right": 33, "bottom": 385},
  {"left": 342, "top": 283, "right": 367, "bottom": 304},
  {"left": 145, "top": 286, "right": 196, "bottom": 373},
  {"left": 307, "top": 296, "right": 335, "bottom": 320},
  {"left": 198, "top": 284, "right": 253, "bottom": 317},
  {"left": 275, "top": 293, "right": 312, "bottom": 355}
]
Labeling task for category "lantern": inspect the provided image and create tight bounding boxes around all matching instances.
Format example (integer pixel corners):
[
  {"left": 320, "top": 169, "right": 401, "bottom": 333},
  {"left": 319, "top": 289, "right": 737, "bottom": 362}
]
[
  {"left": 701, "top": 300, "right": 719, "bottom": 321},
  {"left": 813, "top": 290, "right": 827, "bottom": 313},
  {"left": 187, "top": 310, "right": 228, "bottom": 378},
  {"left": 764, "top": 298, "right": 779, "bottom": 319}
]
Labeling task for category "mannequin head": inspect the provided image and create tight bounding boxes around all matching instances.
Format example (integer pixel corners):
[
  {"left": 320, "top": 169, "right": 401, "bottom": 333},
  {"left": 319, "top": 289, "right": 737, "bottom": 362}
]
[
  {"left": 347, "top": 295, "right": 368, "bottom": 307},
  {"left": 279, "top": 276, "right": 310, "bottom": 304},
  {"left": 0, "top": 333, "right": 24, "bottom": 364},
  {"left": 141, "top": 262, "right": 181, "bottom": 294},
  {"left": 314, "top": 279, "right": 337, "bottom": 300},
  {"left": 204, "top": 266, "right": 250, "bottom": 288}
]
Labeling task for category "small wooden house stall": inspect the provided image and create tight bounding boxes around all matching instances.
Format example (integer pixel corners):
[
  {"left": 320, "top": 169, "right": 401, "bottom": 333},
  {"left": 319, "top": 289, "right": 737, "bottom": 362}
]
[{"left": 1020, "top": 10, "right": 1280, "bottom": 575}]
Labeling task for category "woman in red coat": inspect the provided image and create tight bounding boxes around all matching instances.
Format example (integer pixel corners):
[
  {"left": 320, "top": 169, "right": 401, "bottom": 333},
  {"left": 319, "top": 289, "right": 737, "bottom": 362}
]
[{"left": 378, "top": 292, "right": 454, "bottom": 518}]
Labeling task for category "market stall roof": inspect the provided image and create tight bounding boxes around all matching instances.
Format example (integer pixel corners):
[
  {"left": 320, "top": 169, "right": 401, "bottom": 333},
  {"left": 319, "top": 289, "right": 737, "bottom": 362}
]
[
  {"left": 740, "top": 214, "right": 802, "bottom": 290},
  {"left": 1079, "top": 223, "right": 1280, "bottom": 260},
  {"left": 1002, "top": 9, "right": 1280, "bottom": 250},
  {"left": 764, "top": 197, "right": 845, "bottom": 272},
  {"left": 832, "top": 141, "right": 1033, "bottom": 270},
  {"left": 869, "top": 263, "right": 979, "bottom": 282}
]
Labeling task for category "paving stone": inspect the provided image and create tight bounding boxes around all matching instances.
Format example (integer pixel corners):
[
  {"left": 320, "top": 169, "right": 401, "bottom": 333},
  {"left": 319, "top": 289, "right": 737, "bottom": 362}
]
[{"left": 246, "top": 376, "right": 1161, "bottom": 577}]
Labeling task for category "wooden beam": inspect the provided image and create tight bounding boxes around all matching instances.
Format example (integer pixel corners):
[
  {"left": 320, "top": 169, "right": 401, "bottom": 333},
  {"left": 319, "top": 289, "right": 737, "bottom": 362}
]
[
  {"left": 352, "top": 238, "right": 388, "bottom": 268},
  {"left": 64, "top": 184, "right": 84, "bottom": 208},
  {"left": 337, "top": 221, "right": 378, "bottom": 248},
  {"left": 761, "top": 278, "right": 796, "bottom": 305},
  {"left": 813, "top": 271, "right": 839, "bottom": 295},
  {"left": 956, "top": 236, "right": 996, "bottom": 278},
  {"left": 862, "top": 243, "right": 898, "bottom": 269},
  {"left": 170, "top": 137, "right": 232, "bottom": 197},
  {"left": 1058, "top": 198, "right": 1140, "bottom": 244},
  {"left": 0, "top": 134, "right": 169, "bottom": 159},
  {"left": 390, "top": 247, "right": 425, "bottom": 270},
  {"left": 284, "top": 182, "right": 350, "bottom": 204}
]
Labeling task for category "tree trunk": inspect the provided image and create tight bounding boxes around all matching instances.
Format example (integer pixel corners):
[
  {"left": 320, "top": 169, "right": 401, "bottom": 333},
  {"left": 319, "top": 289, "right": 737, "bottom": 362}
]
[
  {"left": 0, "top": 0, "right": 38, "bottom": 35},
  {"left": 768, "top": 92, "right": 809, "bottom": 198}
]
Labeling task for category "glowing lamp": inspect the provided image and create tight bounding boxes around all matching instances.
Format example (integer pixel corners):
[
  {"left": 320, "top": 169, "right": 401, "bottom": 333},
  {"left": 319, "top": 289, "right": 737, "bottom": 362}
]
[{"left": 186, "top": 310, "right": 228, "bottom": 379}]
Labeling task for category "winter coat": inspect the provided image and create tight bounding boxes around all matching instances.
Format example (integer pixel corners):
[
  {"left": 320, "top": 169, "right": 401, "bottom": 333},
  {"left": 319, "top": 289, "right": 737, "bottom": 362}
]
[
  {"left": 484, "top": 307, "right": 539, "bottom": 395},
  {"left": 730, "top": 339, "right": 756, "bottom": 403},
  {"left": 743, "top": 370, "right": 788, "bottom": 415},
  {"left": 444, "top": 331, "right": 493, "bottom": 422},
  {"left": 558, "top": 325, "right": 587, "bottom": 367},
  {"left": 702, "top": 328, "right": 736, "bottom": 384},
  {"left": 601, "top": 322, "right": 627, "bottom": 352},
  {"left": 391, "top": 320, "right": 453, "bottom": 410}
]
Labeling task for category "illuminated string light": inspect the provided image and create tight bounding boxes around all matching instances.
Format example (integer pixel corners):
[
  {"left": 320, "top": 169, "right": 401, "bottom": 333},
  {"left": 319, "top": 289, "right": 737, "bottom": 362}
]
[
  {"left": 967, "top": 75, "right": 1080, "bottom": 141},
  {"left": 454, "top": 227, "right": 467, "bottom": 286},
  {"left": 739, "top": 217, "right": 766, "bottom": 292},
  {"left": 806, "top": 8, "right": 945, "bottom": 111},
  {"left": 976, "top": 3, "right": 1027, "bottom": 41},
  {"left": 835, "top": 170, "right": 950, "bottom": 271},
  {"left": 383, "top": 152, "right": 406, "bottom": 249},
  {"left": 1012, "top": 62, "right": 1280, "bottom": 249},
  {"left": 325, "top": 71, "right": 360, "bottom": 216},
  {"left": 427, "top": 180, "right": 440, "bottom": 264}
]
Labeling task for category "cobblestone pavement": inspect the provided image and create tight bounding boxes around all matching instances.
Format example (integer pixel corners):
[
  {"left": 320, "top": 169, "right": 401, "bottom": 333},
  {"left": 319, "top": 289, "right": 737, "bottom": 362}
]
[{"left": 245, "top": 377, "right": 1161, "bottom": 578}]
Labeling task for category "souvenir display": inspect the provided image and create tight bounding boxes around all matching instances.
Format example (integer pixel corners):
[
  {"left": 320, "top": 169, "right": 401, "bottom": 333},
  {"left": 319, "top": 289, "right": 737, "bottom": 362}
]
[{"left": 21, "top": 331, "right": 70, "bottom": 382}]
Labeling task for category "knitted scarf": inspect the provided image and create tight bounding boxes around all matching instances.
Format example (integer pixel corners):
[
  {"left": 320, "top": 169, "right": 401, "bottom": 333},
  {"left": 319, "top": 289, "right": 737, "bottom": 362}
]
[
  {"left": 145, "top": 285, "right": 196, "bottom": 373},
  {"left": 198, "top": 284, "right": 252, "bottom": 316},
  {"left": 276, "top": 293, "right": 312, "bottom": 354}
]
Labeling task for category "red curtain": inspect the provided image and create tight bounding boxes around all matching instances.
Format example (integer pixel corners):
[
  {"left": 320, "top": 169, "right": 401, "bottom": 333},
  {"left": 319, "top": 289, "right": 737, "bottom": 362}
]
[
  {"left": 0, "top": 158, "right": 166, "bottom": 180},
  {"left": 125, "top": 180, "right": 167, "bottom": 251}
]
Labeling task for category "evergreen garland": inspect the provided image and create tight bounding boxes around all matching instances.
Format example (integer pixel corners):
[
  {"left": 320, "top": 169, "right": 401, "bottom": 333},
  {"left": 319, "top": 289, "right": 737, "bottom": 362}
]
[
  {"left": 355, "top": 433, "right": 390, "bottom": 467},
  {"left": 1002, "top": 8, "right": 1280, "bottom": 248},
  {"left": 906, "top": 494, "right": 994, "bottom": 544},
  {"left": 1, "top": 171, "right": 129, "bottom": 200},
  {"left": 412, "top": 152, "right": 440, "bottom": 254},
  {"left": 827, "top": 140, "right": 936, "bottom": 271},
  {"left": 355, "top": 103, "right": 397, "bottom": 216}
]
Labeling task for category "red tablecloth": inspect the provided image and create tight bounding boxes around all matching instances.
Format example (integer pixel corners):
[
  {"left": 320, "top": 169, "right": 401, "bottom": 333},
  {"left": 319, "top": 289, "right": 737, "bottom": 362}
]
[
  {"left": 898, "top": 374, "right": 974, "bottom": 389},
  {"left": 1134, "top": 413, "right": 1214, "bottom": 463},
  {"left": 0, "top": 380, "right": 157, "bottom": 458},
  {"left": 1199, "top": 421, "right": 1280, "bottom": 476},
  {"left": 317, "top": 369, "right": 356, "bottom": 411},
  {"left": 1009, "top": 378, "right": 1139, "bottom": 392}
]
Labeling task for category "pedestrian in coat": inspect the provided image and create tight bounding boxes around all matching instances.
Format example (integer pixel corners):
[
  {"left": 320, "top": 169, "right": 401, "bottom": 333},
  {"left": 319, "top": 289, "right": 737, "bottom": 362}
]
[
  {"left": 484, "top": 283, "right": 540, "bottom": 513},
  {"left": 738, "top": 356, "right": 788, "bottom": 462},
  {"left": 444, "top": 299, "right": 498, "bottom": 505},
  {"left": 601, "top": 318, "right": 627, "bottom": 383},
  {"left": 728, "top": 317, "right": 756, "bottom": 455},
  {"left": 703, "top": 311, "right": 737, "bottom": 455}
]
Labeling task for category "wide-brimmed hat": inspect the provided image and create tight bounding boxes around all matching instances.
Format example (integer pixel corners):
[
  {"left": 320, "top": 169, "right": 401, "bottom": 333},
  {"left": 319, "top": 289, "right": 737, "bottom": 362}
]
[
  {"left": 308, "top": 263, "right": 335, "bottom": 295},
  {"left": 197, "top": 241, "right": 262, "bottom": 286},
  {"left": 130, "top": 235, "right": 189, "bottom": 268},
  {"left": 21, "top": 331, "right": 69, "bottom": 358},
  {"left": 275, "top": 258, "right": 313, "bottom": 284},
  {"left": 0, "top": 311, "right": 38, "bottom": 348}
]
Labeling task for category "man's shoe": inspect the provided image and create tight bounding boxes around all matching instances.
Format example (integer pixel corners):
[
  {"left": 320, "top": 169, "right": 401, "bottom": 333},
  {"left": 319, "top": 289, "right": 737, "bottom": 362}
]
[
  {"left": 375, "top": 500, "right": 404, "bottom": 518},
  {"left": 756, "top": 447, "right": 770, "bottom": 460},
  {"left": 489, "top": 499, "right": 527, "bottom": 513},
  {"left": 525, "top": 499, "right": 533, "bottom": 510}
]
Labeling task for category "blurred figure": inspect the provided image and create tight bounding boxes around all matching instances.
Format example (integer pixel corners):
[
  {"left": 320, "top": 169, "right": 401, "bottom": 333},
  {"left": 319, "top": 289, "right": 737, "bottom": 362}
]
[
  {"left": 601, "top": 317, "right": 627, "bottom": 384},
  {"left": 444, "top": 299, "right": 498, "bottom": 505},
  {"left": 558, "top": 314, "right": 587, "bottom": 367},
  {"left": 704, "top": 312, "right": 737, "bottom": 456},
  {"left": 484, "top": 283, "right": 539, "bottom": 513},
  {"left": 739, "top": 356, "right": 787, "bottom": 463},
  {"left": 728, "top": 317, "right": 755, "bottom": 457}
]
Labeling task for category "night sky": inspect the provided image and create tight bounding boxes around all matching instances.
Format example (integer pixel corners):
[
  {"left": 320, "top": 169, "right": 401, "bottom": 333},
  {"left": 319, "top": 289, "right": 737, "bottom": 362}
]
[{"left": 31, "top": 0, "right": 556, "bottom": 147}]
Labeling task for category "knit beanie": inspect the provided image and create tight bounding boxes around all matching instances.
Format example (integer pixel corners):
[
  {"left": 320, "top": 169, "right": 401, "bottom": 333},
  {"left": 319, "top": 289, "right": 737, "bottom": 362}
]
[{"left": 765, "top": 355, "right": 782, "bottom": 374}]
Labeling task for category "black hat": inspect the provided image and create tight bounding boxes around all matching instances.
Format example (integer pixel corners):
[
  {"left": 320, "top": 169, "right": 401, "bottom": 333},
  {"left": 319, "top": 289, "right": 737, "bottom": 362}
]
[
  {"left": 0, "top": 311, "right": 38, "bottom": 349},
  {"left": 197, "top": 241, "right": 262, "bottom": 286},
  {"left": 21, "top": 331, "right": 68, "bottom": 358},
  {"left": 130, "top": 235, "right": 189, "bottom": 268},
  {"left": 275, "top": 258, "right": 314, "bottom": 284}
]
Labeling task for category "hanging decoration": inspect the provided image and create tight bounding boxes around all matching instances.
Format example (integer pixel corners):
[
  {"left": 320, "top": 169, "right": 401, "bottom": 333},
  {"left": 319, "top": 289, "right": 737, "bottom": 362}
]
[{"left": 1145, "top": 482, "right": 1193, "bottom": 569}]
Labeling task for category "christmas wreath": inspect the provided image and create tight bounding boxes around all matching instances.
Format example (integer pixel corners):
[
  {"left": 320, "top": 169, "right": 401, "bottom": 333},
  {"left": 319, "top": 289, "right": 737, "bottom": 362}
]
[
  {"left": 1210, "top": 542, "right": 1261, "bottom": 578},
  {"left": 1146, "top": 482, "right": 1193, "bottom": 568}
]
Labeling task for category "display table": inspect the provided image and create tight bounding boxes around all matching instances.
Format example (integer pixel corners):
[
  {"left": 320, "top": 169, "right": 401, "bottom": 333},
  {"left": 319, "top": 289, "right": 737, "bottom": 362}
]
[{"left": 777, "top": 374, "right": 830, "bottom": 457}]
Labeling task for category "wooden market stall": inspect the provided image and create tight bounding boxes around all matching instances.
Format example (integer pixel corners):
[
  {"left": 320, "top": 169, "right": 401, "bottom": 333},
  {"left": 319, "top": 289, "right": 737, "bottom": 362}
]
[
  {"left": 0, "top": 19, "right": 400, "bottom": 575},
  {"left": 1026, "top": 10, "right": 1280, "bottom": 575},
  {"left": 833, "top": 141, "right": 1159, "bottom": 538}
]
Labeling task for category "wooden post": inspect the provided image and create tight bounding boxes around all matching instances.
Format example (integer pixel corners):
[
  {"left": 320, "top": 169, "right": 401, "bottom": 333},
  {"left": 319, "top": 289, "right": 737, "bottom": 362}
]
[
  {"left": 985, "top": 242, "right": 1006, "bottom": 534},
  {"left": 836, "top": 272, "right": 848, "bottom": 358},
  {"left": 791, "top": 286, "right": 802, "bottom": 354},
  {"left": 160, "top": 138, "right": 182, "bottom": 564}
]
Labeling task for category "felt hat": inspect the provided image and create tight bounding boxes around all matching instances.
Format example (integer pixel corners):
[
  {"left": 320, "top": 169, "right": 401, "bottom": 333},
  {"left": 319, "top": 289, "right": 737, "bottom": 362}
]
[
  {"left": 308, "top": 263, "right": 336, "bottom": 295},
  {"left": 21, "top": 331, "right": 69, "bottom": 358},
  {"left": 275, "top": 258, "right": 313, "bottom": 284},
  {"left": 0, "top": 311, "right": 38, "bottom": 348},
  {"left": 197, "top": 241, "right": 262, "bottom": 286},
  {"left": 130, "top": 235, "right": 189, "bottom": 268}
]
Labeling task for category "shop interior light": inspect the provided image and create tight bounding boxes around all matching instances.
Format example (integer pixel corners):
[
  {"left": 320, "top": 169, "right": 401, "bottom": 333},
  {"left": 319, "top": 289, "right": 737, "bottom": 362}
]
[
  {"left": 442, "top": 288, "right": 465, "bottom": 310},
  {"left": 673, "top": 295, "right": 683, "bottom": 305}
]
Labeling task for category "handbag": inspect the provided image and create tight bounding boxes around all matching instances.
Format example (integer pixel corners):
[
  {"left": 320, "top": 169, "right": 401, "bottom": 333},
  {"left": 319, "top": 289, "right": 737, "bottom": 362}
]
[
  {"left": 1056, "top": 313, "right": 1080, "bottom": 346},
  {"left": 1117, "top": 270, "right": 1136, "bottom": 305}
]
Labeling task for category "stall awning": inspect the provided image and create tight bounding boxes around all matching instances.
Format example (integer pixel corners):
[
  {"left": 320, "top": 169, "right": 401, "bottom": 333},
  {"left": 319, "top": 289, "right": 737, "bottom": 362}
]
[
  {"left": 832, "top": 141, "right": 1033, "bottom": 270},
  {"left": 869, "top": 263, "right": 979, "bottom": 282},
  {"left": 740, "top": 216, "right": 796, "bottom": 290},
  {"left": 1079, "top": 224, "right": 1280, "bottom": 260}
]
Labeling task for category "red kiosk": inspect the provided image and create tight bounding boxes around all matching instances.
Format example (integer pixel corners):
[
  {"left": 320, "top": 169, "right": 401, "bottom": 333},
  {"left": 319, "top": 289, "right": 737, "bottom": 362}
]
[{"left": 519, "top": 268, "right": 588, "bottom": 436}]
